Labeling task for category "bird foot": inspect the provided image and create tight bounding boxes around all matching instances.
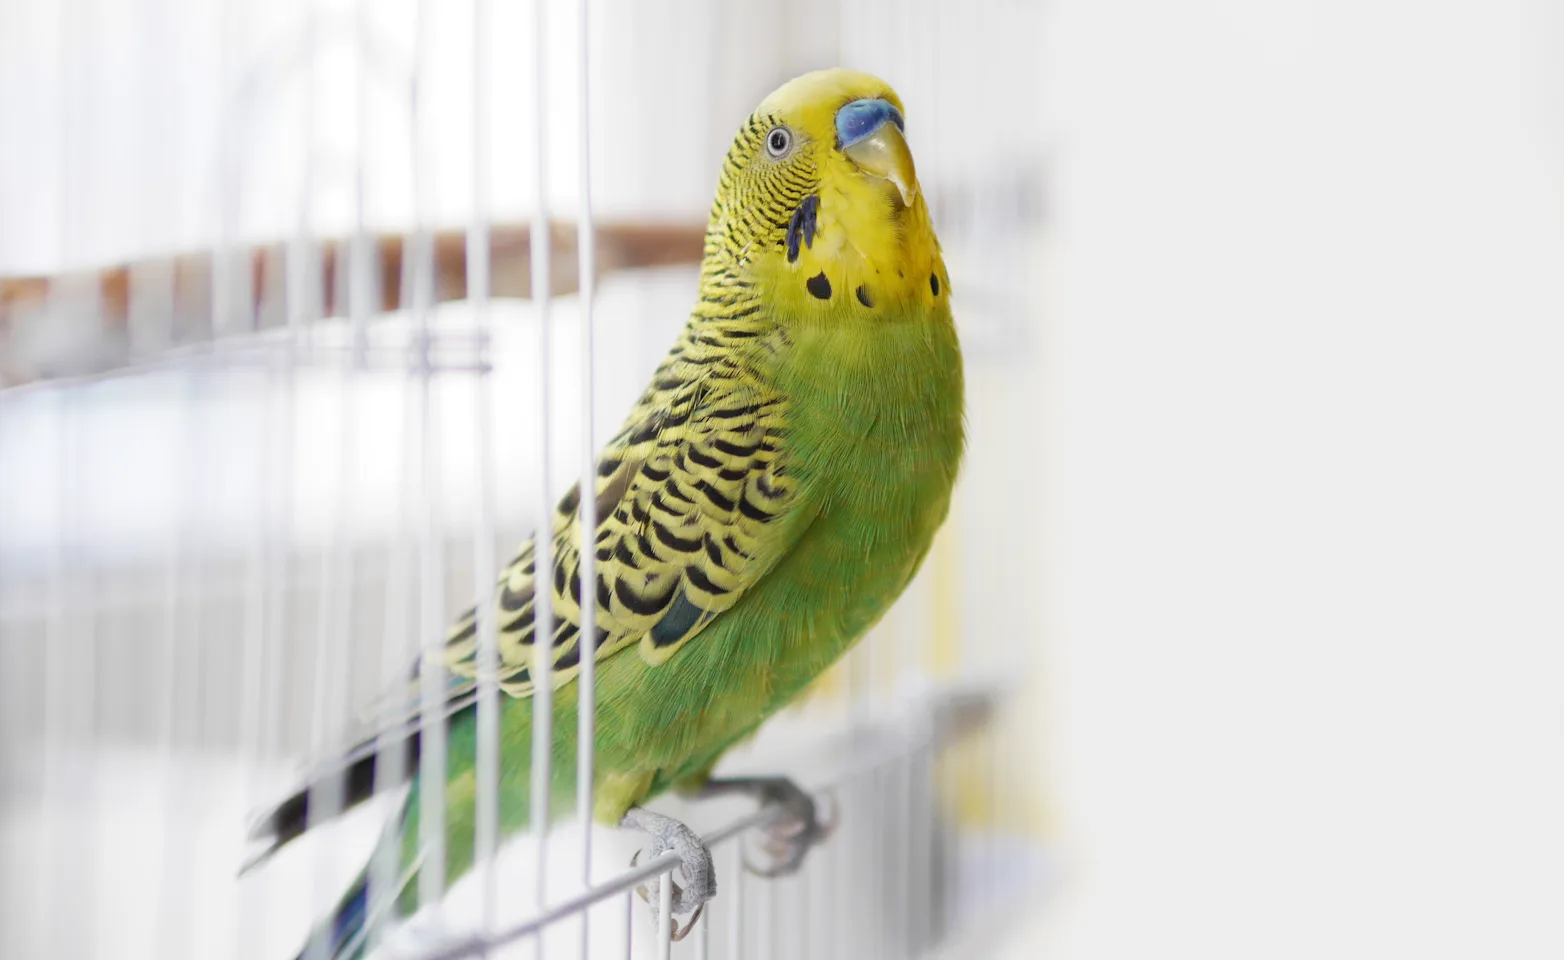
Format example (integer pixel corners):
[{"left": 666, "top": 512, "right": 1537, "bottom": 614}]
[
  {"left": 698, "top": 776, "right": 837, "bottom": 878},
  {"left": 621, "top": 806, "right": 715, "bottom": 942}
]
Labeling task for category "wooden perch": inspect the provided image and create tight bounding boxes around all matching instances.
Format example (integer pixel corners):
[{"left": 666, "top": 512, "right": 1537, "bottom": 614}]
[{"left": 0, "top": 219, "right": 707, "bottom": 387}]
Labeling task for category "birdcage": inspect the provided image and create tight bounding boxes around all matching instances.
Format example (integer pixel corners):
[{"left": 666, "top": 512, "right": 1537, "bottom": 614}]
[{"left": 0, "top": 1, "right": 1050, "bottom": 958}]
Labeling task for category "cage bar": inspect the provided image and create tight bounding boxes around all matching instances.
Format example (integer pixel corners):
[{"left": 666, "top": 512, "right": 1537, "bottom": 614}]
[
  {"left": 527, "top": 0, "right": 558, "bottom": 943},
  {"left": 573, "top": 3, "right": 601, "bottom": 959},
  {"left": 468, "top": 0, "right": 503, "bottom": 947}
]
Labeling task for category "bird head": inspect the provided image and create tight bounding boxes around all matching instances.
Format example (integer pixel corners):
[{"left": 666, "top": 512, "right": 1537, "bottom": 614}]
[{"left": 704, "top": 69, "right": 946, "bottom": 315}]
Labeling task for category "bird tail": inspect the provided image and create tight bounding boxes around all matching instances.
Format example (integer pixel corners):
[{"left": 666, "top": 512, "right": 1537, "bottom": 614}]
[
  {"left": 242, "top": 731, "right": 422, "bottom": 875},
  {"left": 295, "top": 863, "right": 373, "bottom": 960},
  {"left": 293, "top": 799, "right": 416, "bottom": 960}
]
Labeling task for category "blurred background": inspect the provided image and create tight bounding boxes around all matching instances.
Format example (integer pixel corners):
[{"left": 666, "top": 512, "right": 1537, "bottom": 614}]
[{"left": 3, "top": 0, "right": 1563, "bottom": 958}]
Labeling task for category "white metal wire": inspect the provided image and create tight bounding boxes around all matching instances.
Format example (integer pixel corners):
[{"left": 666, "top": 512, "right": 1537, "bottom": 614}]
[
  {"left": 574, "top": 0, "right": 601, "bottom": 954},
  {"left": 726, "top": 834, "right": 745, "bottom": 960},
  {"left": 469, "top": 0, "right": 504, "bottom": 951},
  {"left": 528, "top": 0, "right": 558, "bottom": 948},
  {"left": 655, "top": 864, "right": 674, "bottom": 960},
  {"left": 411, "top": 0, "right": 450, "bottom": 914}
]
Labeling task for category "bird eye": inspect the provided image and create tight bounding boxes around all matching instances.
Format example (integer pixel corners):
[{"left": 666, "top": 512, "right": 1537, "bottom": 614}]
[{"left": 765, "top": 127, "right": 793, "bottom": 158}]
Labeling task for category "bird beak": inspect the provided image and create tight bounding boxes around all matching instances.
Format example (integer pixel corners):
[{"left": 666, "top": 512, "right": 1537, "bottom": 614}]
[{"left": 843, "top": 121, "right": 918, "bottom": 208}]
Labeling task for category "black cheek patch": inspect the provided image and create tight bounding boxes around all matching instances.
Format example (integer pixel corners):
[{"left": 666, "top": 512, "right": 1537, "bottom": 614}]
[
  {"left": 785, "top": 195, "right": 820, "bottom": 264},
  {"left": 807, "top": 272, "right": 832, "bottom": 300},
  {"left": 855, "top": 285, "right": 873, "bottom": 308}
]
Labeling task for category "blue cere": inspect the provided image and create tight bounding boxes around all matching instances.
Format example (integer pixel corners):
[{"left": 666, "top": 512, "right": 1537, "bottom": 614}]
[{"left": 835, "top": 98, "right": 905, "bottom": 149}]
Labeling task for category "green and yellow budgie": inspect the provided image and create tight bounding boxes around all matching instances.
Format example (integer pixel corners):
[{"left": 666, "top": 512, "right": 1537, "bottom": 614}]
[{"left": 248, "top": 68, "right": 964, "bottom": 959}]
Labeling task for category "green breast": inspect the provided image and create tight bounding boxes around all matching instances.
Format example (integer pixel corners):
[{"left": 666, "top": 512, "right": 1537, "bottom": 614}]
[
  {"left": 574, "top": 302, "right": 964, "bottom": 804},
  {"left": 648, "top": 308, "right": 964, "bottom": 780}
]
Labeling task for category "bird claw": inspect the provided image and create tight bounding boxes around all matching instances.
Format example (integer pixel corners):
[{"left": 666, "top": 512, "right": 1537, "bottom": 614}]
[
  {"left": 622, "top": 807, "right": 716, "bottom": 941},
  {"left": 629, "top": 851, "right": 708, "bottom": 941},
  {"left": 718, "top": 779, "right": 836, "bottom": 879},
  {"left": 668, "top": 902, "right": 705, "bottom": 942}
]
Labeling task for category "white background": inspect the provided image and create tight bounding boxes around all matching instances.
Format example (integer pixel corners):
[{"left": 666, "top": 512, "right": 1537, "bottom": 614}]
[{"left": 1024, "top": 1, "right": 1564, "bottom": 957}]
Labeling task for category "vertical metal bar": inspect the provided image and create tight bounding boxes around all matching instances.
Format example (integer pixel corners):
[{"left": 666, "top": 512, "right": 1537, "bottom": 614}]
[
  {"left": 882, "top": 762, "right": 901, "bottom": 960},
  {"left": 370, "top": 382, "right": 416, "bottom": 931},
  {"left": 0, "top": 414, "right": 16, "bottom": 952},
  {"left": 693, "top": 897, "right": 710, "bottom": 960},
  {"left": 907, "top": 743, "right": 931, "bottom": 958},
  {"left": 289, "top": 3, "right": 328, "bottom": 953},
  {"left": 234, "top": 400, "right": 273, "bottom": 960},
  {"left": 208, "top": 0, "right": 242, "bottom": 343},
  {"left": 656, "top": 868, "right": 674, "bottom": 960},
  {"left": 877, "top": 769, "right": 889, "bottom": 959},
  {"left": 232, "top": 106, "right": 272, "bottom": 959},
  {"left": 214, "top": 0, "right": 269, "bottom": 933},
  {"left": 794, "top": 861, "right": 810, "bottom": 960},
  {"left": 345, "top": 0, "right": 374, "bottom": 369},
  {"left": 876, "top": 769, "right": 889, "bottom": 960},
  {"left": 623, "top": 889, "right": 635, "bottom": 959},
  {"left": 414, "top": 194, "right": 449, "bottom": 908},
  {"left": 857, "top": 775, "right": 869, "bottom": 960},
  {"left": 573, "top": 0, "right": 600, "bottom": 953},
  {"left": 892, "top": 755, "right": 911, "bottom": 959},
  {"left": 817, "top": 810, "right": 836, "bottom": 960},
  {"left": 831, "top": 782, "right": 849, "bottom": 960},
  {"left": 756, "top": 867, "right": 774, "bottom": 960},
  {"left": 150, "top": 285, "right": 179, "bottom": 960},
  {"left": 470, "top": 0, "right": 502, "bottom": 945},
  {"left": 986, "top": 724, "right": 1001, "bottom": 916},
  {"left": 286, "top": 4, "right": 319, "bottom": 343},
  {"left": 919, "top": 0, "right": 941, "bottom": 223},
  {"left": 41, "top": 395, "right": 86, "bottom": 960},
  {"left": 311, "top": 0, "right": 378, "bottom": 945},
  {"left": 528, "top": 0, "right": 557, "bottom": 939},
  {"left": 261, "top": 296, "right": 300, "bottom": 957},
  {"left": 161, "top": 258, "right": 213, "bottom": 960},
  {"left": 836, "top": 0, "right": 853, "bottom": 76},
  {"left": 367, "top": 2, "right": 411, "bottom": 941},
  {"left": 728, "top": 839, "right": 746, "bottom": 959},
  {"left": 699, "top": 0, "right": 724, "bottom": 186},
  {"left": 39, "top": 1, "right": 85, "bottom": 953},
  {"left": 411, "top": 0, "right": 448, "bottom": 913},
  {"left": 220, "top": 0, "right": 264, "bottom": 782},
  {"left": 848, "top": 637, "right": 872, "bottom": 734},
  {"left": 307, "top": 197, "right": 357, "bottom": 958},
  {"left": 306, "top": 387, "right": 355, "bottom": 924}
]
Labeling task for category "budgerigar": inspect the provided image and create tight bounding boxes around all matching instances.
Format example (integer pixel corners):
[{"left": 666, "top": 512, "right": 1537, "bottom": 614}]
[{"left": 246, "top": 68, "right": 964, "bottom": 959}]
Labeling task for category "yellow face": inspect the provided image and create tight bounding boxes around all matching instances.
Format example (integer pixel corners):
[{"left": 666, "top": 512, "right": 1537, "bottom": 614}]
[{"left": 708, "top": 69, "right": 947, "bottom": 319}]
